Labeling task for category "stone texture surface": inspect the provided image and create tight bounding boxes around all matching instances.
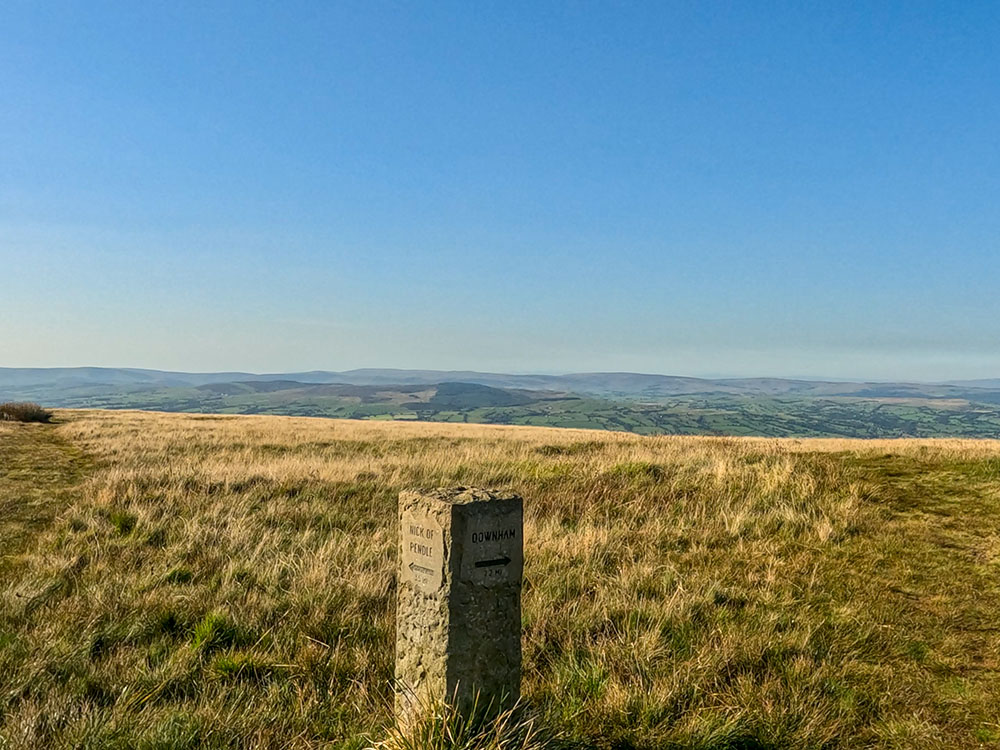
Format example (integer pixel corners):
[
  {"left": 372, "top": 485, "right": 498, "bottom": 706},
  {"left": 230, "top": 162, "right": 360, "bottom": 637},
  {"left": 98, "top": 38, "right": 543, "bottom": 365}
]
[{"left": 395, "top": 487, "right": 523, "bottom": 725}]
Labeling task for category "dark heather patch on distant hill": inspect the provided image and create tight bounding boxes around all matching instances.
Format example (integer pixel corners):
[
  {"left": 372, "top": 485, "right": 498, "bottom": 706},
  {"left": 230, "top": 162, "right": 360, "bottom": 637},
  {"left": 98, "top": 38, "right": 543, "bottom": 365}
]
[
  {"left": 959, "top": 391, "right": 1000, "bottom": 405},
  {"left": 422, "top": 382, "right": 535, "bottom": 409},
  {"left": 196, "top": 381, "right": 311, "bottom": 395},
  {"left": 300, "top": 384, "right": 430, "bottom": 401}
]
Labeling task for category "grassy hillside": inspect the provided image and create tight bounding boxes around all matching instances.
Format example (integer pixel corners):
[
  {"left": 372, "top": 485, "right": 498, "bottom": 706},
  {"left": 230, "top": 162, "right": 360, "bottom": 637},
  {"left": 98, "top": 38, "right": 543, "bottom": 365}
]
[
  {"left": 2, "top": 411, "right": 1000, "bottom": 748},
  {"left": 12, "top": 378, "right": 1000, "bottom": 438},
  {"left": 10, "top": 366, "right": 1000, "bottom": 438}
]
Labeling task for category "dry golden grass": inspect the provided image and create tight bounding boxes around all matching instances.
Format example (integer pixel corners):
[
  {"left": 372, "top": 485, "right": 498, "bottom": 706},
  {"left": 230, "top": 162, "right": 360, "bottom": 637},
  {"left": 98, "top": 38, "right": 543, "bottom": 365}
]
[{"left": 2, "top": 410, "right": 1000, "bottom": 749}]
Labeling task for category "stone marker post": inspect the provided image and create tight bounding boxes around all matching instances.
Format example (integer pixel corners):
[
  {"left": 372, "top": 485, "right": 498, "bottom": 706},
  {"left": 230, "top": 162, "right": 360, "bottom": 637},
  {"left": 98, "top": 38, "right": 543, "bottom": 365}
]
[{"left": 396, "top": 487, "right": 523, "bottom": 725}]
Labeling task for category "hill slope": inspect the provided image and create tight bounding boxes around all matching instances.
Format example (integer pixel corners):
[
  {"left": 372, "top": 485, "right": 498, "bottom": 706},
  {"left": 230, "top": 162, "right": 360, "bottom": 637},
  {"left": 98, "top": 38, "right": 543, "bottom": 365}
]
[
  {"left": 7, "top": 365, "right": 1000, "bottom": 400},
  {"left": 7, "top": 373, "right": 1000, "bottom": 438},
  {"left": 2, "top": 410, "right": 1000, "bottom": 747}
]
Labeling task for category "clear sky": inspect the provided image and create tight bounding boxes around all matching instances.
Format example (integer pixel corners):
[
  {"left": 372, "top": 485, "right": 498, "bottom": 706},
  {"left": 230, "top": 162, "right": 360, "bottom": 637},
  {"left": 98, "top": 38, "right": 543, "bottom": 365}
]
[{"left": 3, "top": 2, "right": 998, "bottom": 381}]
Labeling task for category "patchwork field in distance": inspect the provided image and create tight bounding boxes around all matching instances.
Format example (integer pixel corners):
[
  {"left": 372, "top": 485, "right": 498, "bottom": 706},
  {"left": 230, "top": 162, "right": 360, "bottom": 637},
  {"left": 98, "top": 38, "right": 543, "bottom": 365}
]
[
  {"left": 2, "top": 410, "right": 1000, "bottom": 748},
  {"left": 9, "top": 367, "right": 1000, "bottom": 438}
]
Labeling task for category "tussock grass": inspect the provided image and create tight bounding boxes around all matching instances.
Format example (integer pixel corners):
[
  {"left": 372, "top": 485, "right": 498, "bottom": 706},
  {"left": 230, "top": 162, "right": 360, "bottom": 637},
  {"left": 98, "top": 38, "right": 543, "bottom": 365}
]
[
  {"left": 0, "top": 402, "right": 52, "bottom": 423},
  {"left": 374, "top": 697, "right": 548, "bottom": 750},
  {"left": 1, "top": 410, "right": 1000, "bottom": 748}
]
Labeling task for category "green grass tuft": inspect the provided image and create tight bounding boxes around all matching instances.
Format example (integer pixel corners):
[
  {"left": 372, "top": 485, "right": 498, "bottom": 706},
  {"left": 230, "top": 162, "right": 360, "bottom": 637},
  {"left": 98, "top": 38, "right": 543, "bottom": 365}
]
[
  {"left": 108, "top": 509, "right": 137, "bottom": 536},
  {"left": 164, "top": 567, "right": 193, "bottom": 585},
  {"left": 208, "top": 651, "right": 274, "bottom": 683},
  {"left": 191, "top": 612, "right": 249, "bottom": 654}
]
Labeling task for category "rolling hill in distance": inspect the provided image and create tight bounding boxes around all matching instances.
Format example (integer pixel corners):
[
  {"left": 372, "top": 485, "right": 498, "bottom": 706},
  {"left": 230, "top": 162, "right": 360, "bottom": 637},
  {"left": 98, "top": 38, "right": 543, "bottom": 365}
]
[{"left": 6, "top": 366, "right": 1000, "bottom": 439}]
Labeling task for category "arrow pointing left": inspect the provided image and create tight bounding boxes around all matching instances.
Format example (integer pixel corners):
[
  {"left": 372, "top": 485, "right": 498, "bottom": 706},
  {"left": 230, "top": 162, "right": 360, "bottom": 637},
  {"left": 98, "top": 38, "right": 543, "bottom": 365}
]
[{"left": 409, "top": 561, "right": 434, "bottom": 576}]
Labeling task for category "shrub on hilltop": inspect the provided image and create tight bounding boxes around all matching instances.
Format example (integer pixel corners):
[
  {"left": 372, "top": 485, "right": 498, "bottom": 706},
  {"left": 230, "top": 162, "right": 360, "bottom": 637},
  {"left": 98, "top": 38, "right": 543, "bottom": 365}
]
[{"left": 0, "top": 402, "right": 53, "bottom": 423}]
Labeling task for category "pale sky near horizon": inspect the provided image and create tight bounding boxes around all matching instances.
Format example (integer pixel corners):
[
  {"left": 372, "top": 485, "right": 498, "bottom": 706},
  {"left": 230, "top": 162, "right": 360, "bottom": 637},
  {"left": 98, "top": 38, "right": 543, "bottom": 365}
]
[{"left": 3, "top": 2, "right": 999, "bottom": 381}]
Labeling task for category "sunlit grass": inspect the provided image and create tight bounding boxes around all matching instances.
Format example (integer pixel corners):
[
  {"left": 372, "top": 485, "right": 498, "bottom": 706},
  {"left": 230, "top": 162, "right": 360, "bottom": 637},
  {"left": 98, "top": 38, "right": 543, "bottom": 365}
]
[{"left": 1, "top": 410, "right": 999, "bottom": 748}]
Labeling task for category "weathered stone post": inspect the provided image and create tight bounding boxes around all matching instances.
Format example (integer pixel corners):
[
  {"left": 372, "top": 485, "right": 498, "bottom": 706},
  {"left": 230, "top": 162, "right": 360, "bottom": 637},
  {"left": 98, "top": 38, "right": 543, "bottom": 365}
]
[{"left": 395, "top": 487, "right": 523, "bottom": 726}]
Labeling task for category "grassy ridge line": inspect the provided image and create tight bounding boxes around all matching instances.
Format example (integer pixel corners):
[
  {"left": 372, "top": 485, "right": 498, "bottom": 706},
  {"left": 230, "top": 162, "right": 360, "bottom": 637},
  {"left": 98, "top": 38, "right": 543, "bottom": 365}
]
[{"left": 1, "top": 411, "right": 1000, "bottom": 748}]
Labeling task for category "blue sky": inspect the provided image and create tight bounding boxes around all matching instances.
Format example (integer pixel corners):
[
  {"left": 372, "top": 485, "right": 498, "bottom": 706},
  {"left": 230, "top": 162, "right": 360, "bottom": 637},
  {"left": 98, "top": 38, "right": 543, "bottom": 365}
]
[{"left": 3, "top": 1, "right": 998, "bottom": 380}]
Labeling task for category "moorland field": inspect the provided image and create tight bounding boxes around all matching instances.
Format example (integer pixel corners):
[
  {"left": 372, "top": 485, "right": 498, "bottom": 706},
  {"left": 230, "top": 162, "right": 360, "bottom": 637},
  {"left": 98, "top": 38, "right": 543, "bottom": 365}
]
[{"left": 2, "top": 410, "right": 1000, "bottom": 748}]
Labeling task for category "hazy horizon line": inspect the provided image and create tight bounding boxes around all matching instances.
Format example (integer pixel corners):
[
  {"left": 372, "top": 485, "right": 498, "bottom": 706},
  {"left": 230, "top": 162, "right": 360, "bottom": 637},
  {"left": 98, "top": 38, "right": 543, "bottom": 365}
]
[{"left": 2, "top": 363, "right": 995, "bottom": 386}]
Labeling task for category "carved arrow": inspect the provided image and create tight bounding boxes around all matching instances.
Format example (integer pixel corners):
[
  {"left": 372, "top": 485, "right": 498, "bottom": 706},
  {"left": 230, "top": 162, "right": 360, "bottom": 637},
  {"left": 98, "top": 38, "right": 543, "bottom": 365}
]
[
  {"left": 408, "top": 561, "right": 434, "bottom": 576},
  {"left": 475, "top": 556, "right": 512, "bottom": 568}
]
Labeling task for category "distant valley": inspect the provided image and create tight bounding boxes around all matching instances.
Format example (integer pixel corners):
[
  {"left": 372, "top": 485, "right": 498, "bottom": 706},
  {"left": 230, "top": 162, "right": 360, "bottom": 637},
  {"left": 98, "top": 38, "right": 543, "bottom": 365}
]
[{"left": 4, "top": 366, "right": 1000, "bottom": 438}]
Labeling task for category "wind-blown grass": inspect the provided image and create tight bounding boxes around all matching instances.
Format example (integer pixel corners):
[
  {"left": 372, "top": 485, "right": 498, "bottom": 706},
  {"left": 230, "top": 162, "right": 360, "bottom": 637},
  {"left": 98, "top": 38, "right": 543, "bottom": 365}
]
[{"left": 1, "top": 410, "right": 999, "bottom": 748}]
